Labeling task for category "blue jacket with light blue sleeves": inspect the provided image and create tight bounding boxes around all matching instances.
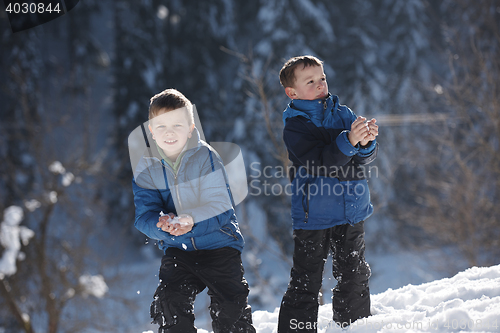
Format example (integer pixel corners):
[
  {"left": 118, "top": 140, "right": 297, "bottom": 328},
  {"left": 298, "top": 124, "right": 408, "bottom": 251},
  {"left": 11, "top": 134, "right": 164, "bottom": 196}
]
[
  {"left": 132, "top": 129, "right": 244, "bottom": 253},
  {"left": 282, "top": 94, "right": 378, "bottom": 230}
]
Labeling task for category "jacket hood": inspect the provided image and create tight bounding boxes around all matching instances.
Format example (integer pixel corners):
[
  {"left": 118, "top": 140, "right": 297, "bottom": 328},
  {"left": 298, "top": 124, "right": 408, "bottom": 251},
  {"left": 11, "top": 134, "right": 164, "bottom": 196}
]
[{"left": 282, "top": 93, "right": 339, "bottom": 127}]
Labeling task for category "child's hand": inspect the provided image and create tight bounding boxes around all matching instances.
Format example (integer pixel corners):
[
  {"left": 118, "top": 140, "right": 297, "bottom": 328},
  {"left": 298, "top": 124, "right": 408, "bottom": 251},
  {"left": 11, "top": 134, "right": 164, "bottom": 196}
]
[
  {"left": 157, "top": 212, "right": 175, "bottom": 231},
  {"left": 169, "top": 214, "right": 194, "bottom": 236},
  {"left": 348, "top": 116, "right": 370, "bottom": 146},
  {"left": 157, "top": 213, "right": 193, "bottom": 236},
  {"left": 359, "top": 118, "right": 378, "bottom": 146}
]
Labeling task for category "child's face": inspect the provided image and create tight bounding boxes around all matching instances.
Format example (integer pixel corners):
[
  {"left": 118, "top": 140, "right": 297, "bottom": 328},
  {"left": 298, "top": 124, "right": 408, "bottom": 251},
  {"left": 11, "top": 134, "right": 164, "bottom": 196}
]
[
  {"left": 149, "top": 108, "right": 194, "bottom": 161},
  {"left": 285, "top": 64, "right": 328, "bottom": 100}
]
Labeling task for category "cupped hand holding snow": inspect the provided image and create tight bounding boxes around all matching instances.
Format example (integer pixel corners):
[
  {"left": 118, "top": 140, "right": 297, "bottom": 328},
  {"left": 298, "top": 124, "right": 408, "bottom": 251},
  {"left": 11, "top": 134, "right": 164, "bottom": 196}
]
[{"left": 157, "top": 211, "right": 193, "bottom": 236}]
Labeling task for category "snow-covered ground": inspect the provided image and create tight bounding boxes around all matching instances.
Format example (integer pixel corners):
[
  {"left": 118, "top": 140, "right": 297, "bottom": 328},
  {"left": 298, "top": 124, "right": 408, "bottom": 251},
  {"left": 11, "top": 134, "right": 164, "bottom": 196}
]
[
  {"left": 138, "top": 264, "right": 500, "bottom": 333},
  {"left": 252, "top": 264, "right": 500, "bottom": 333},
  {"left": 5, "top": 204, "right": 498, "bottom": 333},
  {"left": 6, "top": 203, "right": 497, "bottom": 333}
]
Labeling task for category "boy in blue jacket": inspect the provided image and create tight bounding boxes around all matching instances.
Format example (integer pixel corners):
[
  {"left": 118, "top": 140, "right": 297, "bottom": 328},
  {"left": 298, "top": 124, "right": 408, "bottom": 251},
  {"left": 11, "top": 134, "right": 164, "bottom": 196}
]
[
  {"left": 277, "top": 56, "right": 379, "bottom": 331},
  {"left": 132, "top": 89, "right": 255, "bottom": 333}
]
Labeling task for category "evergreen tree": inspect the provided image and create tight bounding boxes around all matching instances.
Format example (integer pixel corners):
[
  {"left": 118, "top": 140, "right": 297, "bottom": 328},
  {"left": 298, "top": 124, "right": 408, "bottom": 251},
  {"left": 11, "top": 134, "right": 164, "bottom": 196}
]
[
  {"left": 0, "top": 2, "right": 139, "bottom": 331},
  {"left": 405, "top": 0, "right": 500, "bottom": 266}
]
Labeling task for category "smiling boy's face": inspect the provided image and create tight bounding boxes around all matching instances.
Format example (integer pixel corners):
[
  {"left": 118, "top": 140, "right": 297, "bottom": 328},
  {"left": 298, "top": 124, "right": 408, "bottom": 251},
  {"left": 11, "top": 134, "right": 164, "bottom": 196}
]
[
  {"left": 148, "top": 107, "right": 194, "bottom": 161},
  {"left": 285, "top": 64, "right": 328, "bottom": 101}
]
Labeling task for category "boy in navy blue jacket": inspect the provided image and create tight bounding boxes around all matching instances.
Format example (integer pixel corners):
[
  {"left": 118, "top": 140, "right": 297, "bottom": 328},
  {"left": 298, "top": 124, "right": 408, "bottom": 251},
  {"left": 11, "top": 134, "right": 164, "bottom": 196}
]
[
  {"left": 132, "top": 89, "right": 255, "bottom": 333},
  {"left": 277, "top": 56, "right": 379, "bottom": 331}
]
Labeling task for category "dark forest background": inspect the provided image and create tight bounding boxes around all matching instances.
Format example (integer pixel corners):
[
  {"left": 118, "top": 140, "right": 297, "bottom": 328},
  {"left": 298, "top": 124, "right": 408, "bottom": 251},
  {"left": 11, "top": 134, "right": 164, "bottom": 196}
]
[{"left": 1, "top": 0, "right": 499, "bottom": 332}]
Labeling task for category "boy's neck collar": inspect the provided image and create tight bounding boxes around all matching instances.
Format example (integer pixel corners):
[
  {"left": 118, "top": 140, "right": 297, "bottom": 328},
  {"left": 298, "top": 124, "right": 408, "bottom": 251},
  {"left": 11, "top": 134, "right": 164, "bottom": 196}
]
[
  {"left": 154, "top": 141, "right": 188, "bottom": 163},
  {"left": 290, "top": 93, "right": 334, "bottom": 112}
]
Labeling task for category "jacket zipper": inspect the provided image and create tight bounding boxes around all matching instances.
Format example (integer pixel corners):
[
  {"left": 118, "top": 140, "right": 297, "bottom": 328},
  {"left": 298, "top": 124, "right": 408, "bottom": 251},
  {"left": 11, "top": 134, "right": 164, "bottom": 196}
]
[
  {"left": 162, "top": 154, "right": 189, "bottom": 212},
  {"left": 190, "top": 237, "right": 198, "bottom": 250},
  {"left": 162, "top": 155, "right": 199, "bottom": 250},
  {"left": 325, "top": 99, "right": 334, "bottom": 115},
  {"left": 303, "top": 181, "right": 310, "bottom": 223},
  {"left": 306, "top": 183, "right": 310, "bottom": 222}
]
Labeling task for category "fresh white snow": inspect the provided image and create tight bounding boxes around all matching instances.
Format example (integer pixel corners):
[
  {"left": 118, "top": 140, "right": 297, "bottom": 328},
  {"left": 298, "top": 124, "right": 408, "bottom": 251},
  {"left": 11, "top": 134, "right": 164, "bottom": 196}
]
[
  {"left": 0, "top": 206, "right": 34, "bottom": 279},
  {"left": 142, "top": 264, "right": 499, "bottom": 333},
  {"left": 79, "top": 274, "right": 109, "bottom": 299},
  {"left": 49, "top": 161, "right": 76, "bottom": 187},
  {"left": 249, "top": 264, "right": 500, "bottom": 333}
]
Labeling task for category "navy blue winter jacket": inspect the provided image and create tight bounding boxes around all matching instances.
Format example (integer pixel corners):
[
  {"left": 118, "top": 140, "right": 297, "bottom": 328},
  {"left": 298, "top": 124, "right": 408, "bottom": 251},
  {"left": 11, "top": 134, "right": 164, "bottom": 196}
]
[
  {"left": 132, "top": 129, "right": 244, "bottom": 253},
  {"left": 283, "top": 94, "right": 378, "bottom": 230}
]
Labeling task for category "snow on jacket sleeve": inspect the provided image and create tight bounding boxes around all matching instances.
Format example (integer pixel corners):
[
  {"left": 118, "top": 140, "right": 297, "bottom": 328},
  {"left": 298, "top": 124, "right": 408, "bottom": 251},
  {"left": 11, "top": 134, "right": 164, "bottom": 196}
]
[{"left": 283, "top": 117, "right": 354, "bottom": 169}]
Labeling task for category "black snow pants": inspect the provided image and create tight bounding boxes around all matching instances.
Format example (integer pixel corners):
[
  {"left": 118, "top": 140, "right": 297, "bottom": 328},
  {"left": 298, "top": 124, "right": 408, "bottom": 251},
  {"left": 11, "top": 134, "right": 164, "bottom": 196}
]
[
  {"left": 278, "top": 221, "right": 371, "bottom": 332},
  {"left": 150, "top": 247, "right": 255, "bottom": 333}
]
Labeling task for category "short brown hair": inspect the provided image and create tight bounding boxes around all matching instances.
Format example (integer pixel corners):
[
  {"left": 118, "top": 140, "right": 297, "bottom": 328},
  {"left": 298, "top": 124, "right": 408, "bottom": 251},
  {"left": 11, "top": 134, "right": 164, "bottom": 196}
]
[
  {"left": 149, "top": 89, "right": 195, "bottom": 125},
  {"left": 279, "top": 55, "right": 323, "bottom": 88}
]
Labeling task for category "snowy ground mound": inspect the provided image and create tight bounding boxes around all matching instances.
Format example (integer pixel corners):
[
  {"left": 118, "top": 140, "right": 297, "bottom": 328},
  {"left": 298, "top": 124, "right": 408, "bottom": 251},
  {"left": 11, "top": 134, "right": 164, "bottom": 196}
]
[
  {"left": 141, "top": 264, "right": 499, "bottom": 333},
  {"left": 249, "top": 264, "right": 500, "bottom": 333}
]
